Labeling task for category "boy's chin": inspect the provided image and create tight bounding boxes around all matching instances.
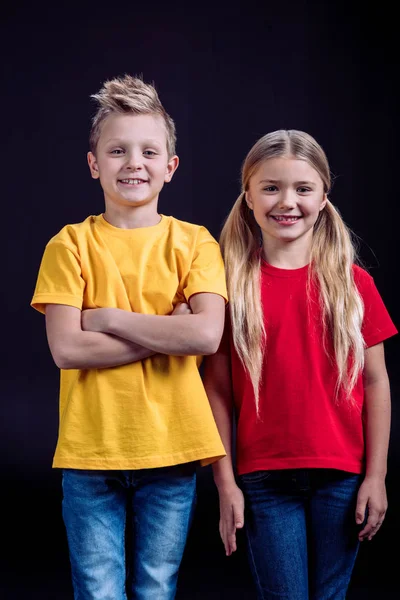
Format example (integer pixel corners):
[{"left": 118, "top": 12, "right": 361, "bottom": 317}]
[{"left": 116, "top": 196, "right": 159, "bottom": 209}]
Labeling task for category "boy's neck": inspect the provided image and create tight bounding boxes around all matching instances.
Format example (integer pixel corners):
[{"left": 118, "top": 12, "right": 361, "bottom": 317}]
[
  {"left": 103, "top": 203, "right": 161, "bottom": 229},
  {"left": 262, "top": 235, "right": 312, "bottom": 269}
]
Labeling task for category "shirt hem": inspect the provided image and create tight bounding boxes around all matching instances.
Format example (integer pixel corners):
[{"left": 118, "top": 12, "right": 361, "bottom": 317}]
[
  {"left": 185, "top": 289, "right": 228, "bottom": 304},
  {"left": 237, "top": 457, "right": 364, "bottom": 475},
  {"left": 53, "top": 447, "right": 226, "bottom": 470},
  {"left": 31, "top": 294, "right": 83, "bottom": 313},
  {"left": 364, "top": 326, "right": 398, "bottom": 348}
]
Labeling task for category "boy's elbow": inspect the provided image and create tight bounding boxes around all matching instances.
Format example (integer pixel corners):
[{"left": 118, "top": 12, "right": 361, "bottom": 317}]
[
  {"left": 53, "top": 352, "right": 71, "bottom": 370},
  {"left": 200, "top": 327, "right": 223, "bottom": 355},
  {"left": 50, "top": 344, "right": 76, "bottom": 370}
]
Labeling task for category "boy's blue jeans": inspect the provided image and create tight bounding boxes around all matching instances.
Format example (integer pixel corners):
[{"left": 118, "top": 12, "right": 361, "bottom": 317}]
[
  {"left": 62, "top": 463, "right": 196, "bottom": 600},
  {"left": 239, "top": 468, "right": 362, "bottom": 600}
]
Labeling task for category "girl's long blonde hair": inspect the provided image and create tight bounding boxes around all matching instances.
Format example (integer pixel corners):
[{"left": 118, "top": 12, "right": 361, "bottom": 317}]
[{"left": 220, "top": 130, "right": 364, "bottom": 412}]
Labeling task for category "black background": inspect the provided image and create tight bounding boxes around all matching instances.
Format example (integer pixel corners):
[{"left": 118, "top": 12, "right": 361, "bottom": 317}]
[{"left": 1, "top": 1, "right": 399, "bottom": 598}]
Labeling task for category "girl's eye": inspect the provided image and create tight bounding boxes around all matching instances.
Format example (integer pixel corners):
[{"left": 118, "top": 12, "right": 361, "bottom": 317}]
[
  {"left": 264, "top": 186, "right": 278, "bottom": 192},
  {"left": 297, "top": 187, "right": 311, "bottom": 193}
]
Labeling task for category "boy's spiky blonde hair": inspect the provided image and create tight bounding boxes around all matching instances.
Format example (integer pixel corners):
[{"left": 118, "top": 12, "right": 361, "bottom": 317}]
[{"left": 89, "top": 74, "right": 176, "bottom": 157}]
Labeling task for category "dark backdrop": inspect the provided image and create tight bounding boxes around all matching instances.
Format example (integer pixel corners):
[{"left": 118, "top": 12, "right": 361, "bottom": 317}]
[{"left": 1, "top": 1, "right": 398, "bottom": 598}]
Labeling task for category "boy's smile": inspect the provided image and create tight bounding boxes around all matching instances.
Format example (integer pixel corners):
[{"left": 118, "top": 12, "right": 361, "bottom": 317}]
[
  {"left": 118, "top": 178, "right": 148, "bottom": 186},
  {"left": 87, "top": 113, "right": 179, "bottom": 225}
]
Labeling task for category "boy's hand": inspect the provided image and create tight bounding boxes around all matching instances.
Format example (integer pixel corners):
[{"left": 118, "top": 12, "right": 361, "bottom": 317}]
[
  {"left": 81, "top": 308, "right": 110, "bottom": 333},
  {"left": 81, "top": 304, "right": 191, "bottom": 334},
  {"left": 356, "top": 475, "right": 388, "bottom": 541},
  {"left": 217, "top": 482, "right": 245, "bottom": 556},
  {"left": 171, "top": 302, "right": 192, "bottom": 316}
]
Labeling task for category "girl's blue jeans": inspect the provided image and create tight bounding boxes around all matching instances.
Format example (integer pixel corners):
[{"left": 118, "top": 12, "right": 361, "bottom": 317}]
[{"left": 239, "top": 468, "right": 362, "bottom": 600}]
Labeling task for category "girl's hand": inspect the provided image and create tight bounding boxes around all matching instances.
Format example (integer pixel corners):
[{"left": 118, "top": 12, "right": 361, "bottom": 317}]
[
  {"left": 171, "top": 302, "right": 192, "bottom": 316},
  {"left": 217, "top": 482, "right": 245, "bottom": 556},
  {"left": 355, "top": 476, "right": 388, "bottom": 541}
]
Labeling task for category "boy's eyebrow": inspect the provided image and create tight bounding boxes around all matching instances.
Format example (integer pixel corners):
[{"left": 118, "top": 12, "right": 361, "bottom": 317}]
[{"left": 104, "top": 137, "right": 164, "bottom": 146}]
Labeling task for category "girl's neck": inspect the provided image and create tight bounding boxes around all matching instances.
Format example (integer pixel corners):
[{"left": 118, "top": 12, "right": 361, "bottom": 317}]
[{"left": 262, "top": 235, "right": 312, "bottom": 269}]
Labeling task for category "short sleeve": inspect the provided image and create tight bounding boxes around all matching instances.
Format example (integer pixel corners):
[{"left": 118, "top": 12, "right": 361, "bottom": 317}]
[
  {"left": 183, "top": 227, "right": 228, "bottom": 303},
  {"left": 355, "top": 268, "right": 397, "bottom": 348},
  {"left": 31, "top": 241, "right": 85, "bottom": 314}
]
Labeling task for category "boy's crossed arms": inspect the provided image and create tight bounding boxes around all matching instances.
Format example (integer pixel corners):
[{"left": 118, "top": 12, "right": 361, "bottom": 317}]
[{"left": 46, "top": 292, "right": 225, "bottom": 370}]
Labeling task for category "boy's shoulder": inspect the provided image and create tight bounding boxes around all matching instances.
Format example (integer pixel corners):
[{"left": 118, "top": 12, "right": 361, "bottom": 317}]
[
  {"left": 165, "top": 215, "right": 217, "bottom": 243},
  {"left": 46, "top": 214, "right": 219, "bottom": 249},
  {"left": 47, "top": 215, "right": 96, "bottom": 247}
]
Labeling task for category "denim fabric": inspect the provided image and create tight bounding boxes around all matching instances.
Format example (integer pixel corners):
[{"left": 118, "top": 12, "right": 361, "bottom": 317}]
[
  {"left": 239, "top": 469, "right": 361, "bottom": 600},
  {"left": 62, "top": 463, "right": 196, "bottom": 600}
]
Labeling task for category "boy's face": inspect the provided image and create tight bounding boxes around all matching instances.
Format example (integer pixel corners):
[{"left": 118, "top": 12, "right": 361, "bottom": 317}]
[{"left": 87, "top": 113, "right": 178, "bottom": 211}]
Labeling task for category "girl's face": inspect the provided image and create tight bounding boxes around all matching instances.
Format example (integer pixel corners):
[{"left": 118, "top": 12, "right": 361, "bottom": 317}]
[{"left": 246, "top": 157, "right": 327, "bottom": 247}]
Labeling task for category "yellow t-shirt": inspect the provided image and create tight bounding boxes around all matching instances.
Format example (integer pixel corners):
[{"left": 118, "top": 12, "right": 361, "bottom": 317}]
[{"left": 31, "top": 214, "right": 228, "bottom": 469}]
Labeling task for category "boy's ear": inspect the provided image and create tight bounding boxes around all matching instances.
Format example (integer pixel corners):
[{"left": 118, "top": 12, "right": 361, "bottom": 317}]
[
  {"left": 87, "top": 152, "right": 99, "bottom": 179},
  {"left": 164, "top": 155, "right": 179, "bottom": 183}
]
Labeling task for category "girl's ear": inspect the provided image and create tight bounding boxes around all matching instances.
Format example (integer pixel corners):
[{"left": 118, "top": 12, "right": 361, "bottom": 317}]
[
  {"left": 245, "top": 191, "right": 253, "bottom": 210},
  {"left": 320, "top": 193, "right": 328, "bottom": 211}
]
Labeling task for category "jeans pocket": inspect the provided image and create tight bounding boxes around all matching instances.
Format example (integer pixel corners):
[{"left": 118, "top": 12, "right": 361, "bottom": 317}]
[{"left": 240, "top": 470, "right": 271, "bottom": 483}]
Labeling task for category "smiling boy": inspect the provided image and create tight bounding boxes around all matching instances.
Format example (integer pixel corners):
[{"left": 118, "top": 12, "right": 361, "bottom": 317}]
[{"left": 31, "top": 75, "right": 227, "bottom": 600}]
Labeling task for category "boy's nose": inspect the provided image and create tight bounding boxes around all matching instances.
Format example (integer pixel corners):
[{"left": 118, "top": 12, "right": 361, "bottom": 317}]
[{"left": 125, "top": 153, "right": 143, "bottom": 170}]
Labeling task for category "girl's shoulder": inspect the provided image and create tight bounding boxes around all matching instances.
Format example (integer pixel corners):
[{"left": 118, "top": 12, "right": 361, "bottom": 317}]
[
  {"left": 352, "top": 264, "right": 374, "bottom": 289},
  {"left": 352, "top": 265, "right": 385, "bottom": 305}
]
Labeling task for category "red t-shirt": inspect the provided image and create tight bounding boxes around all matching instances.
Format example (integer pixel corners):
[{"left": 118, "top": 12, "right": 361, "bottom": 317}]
[{"left": 231, "top": 262, "right": 397, "bottom": 475}]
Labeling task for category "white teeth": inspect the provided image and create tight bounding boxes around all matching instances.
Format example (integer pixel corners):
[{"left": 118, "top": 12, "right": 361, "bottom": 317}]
[
  {"left": 273, "top": 216, "right": 299, "bottom": 221},
  {"left": 120, "top": 179, "right": 145, "bottom": 184}
]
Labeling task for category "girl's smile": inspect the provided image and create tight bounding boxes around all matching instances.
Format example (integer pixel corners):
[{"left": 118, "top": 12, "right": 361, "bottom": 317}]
[{"left": 246, "top": 156, "right": 327, "bottom": 263}]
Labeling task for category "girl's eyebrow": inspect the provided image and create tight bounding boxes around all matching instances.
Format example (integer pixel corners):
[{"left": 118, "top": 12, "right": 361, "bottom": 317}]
[{"left": 258, "top": 179, "right": 316, "bottom": 185}]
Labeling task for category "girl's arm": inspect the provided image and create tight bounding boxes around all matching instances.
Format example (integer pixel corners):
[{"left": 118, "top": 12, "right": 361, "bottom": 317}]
[
  {"left": 203, "top": 334, "right": 245, "bottom": 556},
  {"left": 81, "top": 292, "right": 225, "bottom": 356},
  {"left": 45, "top": 302, "right": 191, "bottom": 370},
  {"left": 356, "top": 342, "right": 391, "bottom": 541}
]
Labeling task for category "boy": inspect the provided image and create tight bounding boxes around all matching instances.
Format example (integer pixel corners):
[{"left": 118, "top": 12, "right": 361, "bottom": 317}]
[{"left": 31, "top": 75, "right": 227, "bottom": 600}]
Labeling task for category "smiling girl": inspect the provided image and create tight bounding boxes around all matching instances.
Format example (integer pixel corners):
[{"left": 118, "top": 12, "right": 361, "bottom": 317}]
[{"left": 204, "top": 130, "right": 397, "bottom": 599}]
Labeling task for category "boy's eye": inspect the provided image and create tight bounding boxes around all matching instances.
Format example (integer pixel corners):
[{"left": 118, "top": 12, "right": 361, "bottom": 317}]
[
  {"left": 110, "top": 149, "right": 124, "bottom": 155},
  {"left": 143, "top": 150, "right": 157, "bottom": 156}
]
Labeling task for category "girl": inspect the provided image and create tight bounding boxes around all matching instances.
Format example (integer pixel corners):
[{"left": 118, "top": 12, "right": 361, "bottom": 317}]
[{"left": 203, "top": 130, "right": 397, "bottom": 600}]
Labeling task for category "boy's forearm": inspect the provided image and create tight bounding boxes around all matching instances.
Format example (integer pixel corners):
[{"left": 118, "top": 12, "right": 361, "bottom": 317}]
[
  {"left": 56, "top": 330, "right": 155, "bottom": 370},
  {"left": 98, "top": 308, "right": 221, "bottom": 356},
  {"left": 363, "top": 378, "right": 391, "bottom": 479}
]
